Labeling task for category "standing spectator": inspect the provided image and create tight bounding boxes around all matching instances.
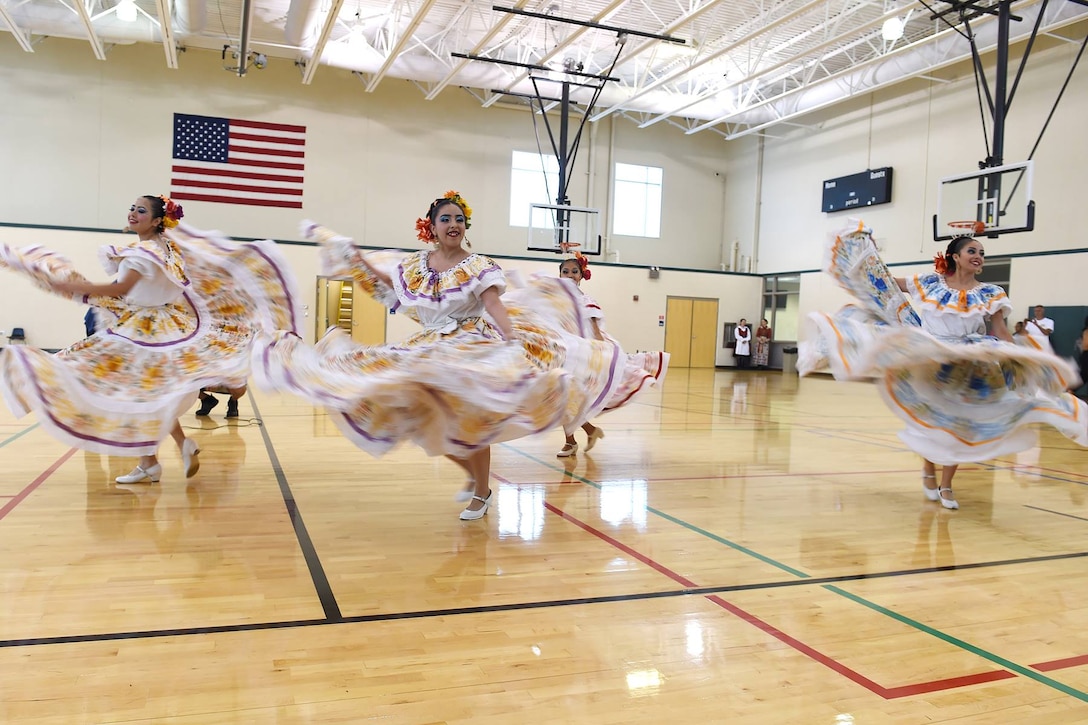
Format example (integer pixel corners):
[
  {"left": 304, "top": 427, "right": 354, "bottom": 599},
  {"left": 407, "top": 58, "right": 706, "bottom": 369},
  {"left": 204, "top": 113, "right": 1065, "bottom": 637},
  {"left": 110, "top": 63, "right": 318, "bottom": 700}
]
[
  {"left": 1026, "top": 305, "right": 1054, "bottom": 352},
  {"left": 734, "top": 319, "right": 752, "bottom": 369},
  {"left": 754, "top": 318, "right": 773, "bottom": 369}
]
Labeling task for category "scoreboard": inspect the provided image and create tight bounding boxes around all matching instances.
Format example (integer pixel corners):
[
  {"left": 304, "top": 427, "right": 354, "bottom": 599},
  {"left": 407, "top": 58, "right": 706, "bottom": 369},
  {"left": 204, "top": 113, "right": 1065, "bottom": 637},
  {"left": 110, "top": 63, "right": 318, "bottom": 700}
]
[{"left": 822, "top": 167, "right": 893, "bottom": 213}]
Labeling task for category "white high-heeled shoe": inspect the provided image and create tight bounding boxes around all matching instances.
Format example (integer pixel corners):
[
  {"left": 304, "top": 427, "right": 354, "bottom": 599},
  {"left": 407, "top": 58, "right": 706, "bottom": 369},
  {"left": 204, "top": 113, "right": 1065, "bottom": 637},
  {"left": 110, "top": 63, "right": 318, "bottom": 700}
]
[
  {"left": 557, "top": 442, "right": 578, "bottom": 458},
  {"left": 938, "top": 487, "right": 959, "bottom": 510},
  {"left": 116, "top": 463, "right": 162, "bottom": 484},
  {"left": 585, "top": 427, "right": 605, "bottom": 452},
  {"left": 459, "top": 490, "right": 493, "bottom": 520},
  {"left": 922, "top": 473, "right": 939, "bottom": 502},
  {"left": 182, "top": 438, "right": 200, "bottom": 478}
]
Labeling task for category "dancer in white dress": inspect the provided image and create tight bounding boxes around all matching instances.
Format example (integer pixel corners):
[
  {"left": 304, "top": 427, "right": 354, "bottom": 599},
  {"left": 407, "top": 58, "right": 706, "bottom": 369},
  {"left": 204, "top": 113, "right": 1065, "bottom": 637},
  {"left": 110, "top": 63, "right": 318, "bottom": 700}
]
[
  {"left": 554, "top": 254, "right": 669, "bottom": 457},
  {"left": 253, "top": 192, "right": 628, "bottom": 519},
  {"left": 0, "top": 194, "right": 300, "bottom": 483},
  {"left": 800, "top": 222, "right": 1087, "bottom": 509}
]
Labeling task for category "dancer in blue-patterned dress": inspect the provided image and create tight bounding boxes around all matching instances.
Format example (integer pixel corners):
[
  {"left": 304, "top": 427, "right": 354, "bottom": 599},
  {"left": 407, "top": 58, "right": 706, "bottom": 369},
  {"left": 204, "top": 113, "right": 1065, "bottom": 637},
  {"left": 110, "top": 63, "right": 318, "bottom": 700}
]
[{"left": 800, "top": 222, "right": 1087, "bottom": 509}]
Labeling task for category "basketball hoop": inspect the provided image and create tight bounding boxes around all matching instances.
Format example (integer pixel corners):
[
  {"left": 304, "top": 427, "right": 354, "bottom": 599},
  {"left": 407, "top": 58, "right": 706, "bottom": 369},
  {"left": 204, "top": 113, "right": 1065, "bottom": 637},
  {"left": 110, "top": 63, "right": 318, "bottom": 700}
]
[
  {"left": 948, "top": 220, "right": 986, "bottom": 237},
  {"left": 558, "top": 241, "right": 581, "bottom": 254}
]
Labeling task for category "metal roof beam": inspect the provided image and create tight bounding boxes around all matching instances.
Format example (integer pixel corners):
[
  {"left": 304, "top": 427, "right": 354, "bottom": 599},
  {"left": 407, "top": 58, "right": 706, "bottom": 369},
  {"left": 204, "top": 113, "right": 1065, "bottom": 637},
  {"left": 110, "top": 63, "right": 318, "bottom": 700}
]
[
  {"left": 481, "top": 0, "right": 629, "bottom": 108},
  {"left": 424, "top": 0, "right": 534, "bottom": 101},
  {"left": 639, "top": 2, "right": 929, "bottom": 128},
  {"left": 155, "top": 0, "right": 179, "bottom": 68},
  {"left": 365, "top": 0, "right": 439, "bottom": 92},
  {"left": 0, "top": 1, "right": 35, "bottom": 53},
  {"left": 300, "top": 0, "right": 346, "bottom": 84},
  {"left": 65, "top": 0, "right": 107, "bottom": 60},
  {"left": 589, "top": 0, "right": 830, "bottom": 121}
]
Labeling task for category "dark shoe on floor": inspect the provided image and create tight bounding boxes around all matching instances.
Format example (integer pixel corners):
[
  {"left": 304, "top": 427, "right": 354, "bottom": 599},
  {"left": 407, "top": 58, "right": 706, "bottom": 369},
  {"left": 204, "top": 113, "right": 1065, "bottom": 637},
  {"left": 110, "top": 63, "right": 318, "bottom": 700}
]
[
  {"left": 225, "top": 398, "right": 239, "bottom": 418},
  {"left": 196, "top": 395, "right": 219, "bottom": 417}
]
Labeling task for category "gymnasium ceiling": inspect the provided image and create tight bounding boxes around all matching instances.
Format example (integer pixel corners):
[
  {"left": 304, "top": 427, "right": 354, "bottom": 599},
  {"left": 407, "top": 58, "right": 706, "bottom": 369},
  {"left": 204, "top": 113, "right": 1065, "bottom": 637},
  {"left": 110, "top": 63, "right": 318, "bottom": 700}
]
[{"left": 3, "top": 0, "right": 1087, "bottom": 138}]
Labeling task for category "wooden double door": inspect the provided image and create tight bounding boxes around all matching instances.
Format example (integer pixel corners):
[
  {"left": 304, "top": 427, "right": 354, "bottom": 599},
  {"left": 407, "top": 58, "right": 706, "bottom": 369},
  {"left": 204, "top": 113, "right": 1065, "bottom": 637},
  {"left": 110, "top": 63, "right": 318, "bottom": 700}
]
[
  {"left": 664, "top": 296, "right": 718, "bottom": 368},
  {"left": 315, "top": 277, "right": 387, "bottom": 345}
]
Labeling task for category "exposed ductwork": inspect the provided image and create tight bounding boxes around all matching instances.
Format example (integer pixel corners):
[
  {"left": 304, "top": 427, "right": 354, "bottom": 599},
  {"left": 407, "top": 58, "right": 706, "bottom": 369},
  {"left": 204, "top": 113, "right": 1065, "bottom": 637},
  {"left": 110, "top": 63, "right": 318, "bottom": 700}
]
[{"left": 2, "top": 0, "right": 1086, "bottom": 136}]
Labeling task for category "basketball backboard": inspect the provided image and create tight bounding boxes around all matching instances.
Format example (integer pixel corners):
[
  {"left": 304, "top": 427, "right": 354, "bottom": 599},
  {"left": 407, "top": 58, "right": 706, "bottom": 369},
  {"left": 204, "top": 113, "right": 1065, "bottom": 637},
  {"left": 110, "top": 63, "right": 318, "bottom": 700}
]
[
  {"left": 527, "top": 203, "right": 601, "bottom": 255},
  {"left": 933, "top": 160, "right": 1034, "bottom": 241}
]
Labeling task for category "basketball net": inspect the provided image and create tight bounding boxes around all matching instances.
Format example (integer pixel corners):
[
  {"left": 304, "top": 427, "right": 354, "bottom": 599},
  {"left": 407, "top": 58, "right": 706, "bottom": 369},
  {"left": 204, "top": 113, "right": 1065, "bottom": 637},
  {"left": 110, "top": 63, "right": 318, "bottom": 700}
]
[{"left": 948, "top": 220, "right": 986, "bottom": 238}]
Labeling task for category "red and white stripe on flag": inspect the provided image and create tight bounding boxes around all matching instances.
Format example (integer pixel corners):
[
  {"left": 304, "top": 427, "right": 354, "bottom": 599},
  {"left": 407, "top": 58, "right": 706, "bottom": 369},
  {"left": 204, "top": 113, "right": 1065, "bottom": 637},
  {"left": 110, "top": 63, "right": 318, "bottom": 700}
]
[{"left": 170, "top": 113, "right": 306, "bottom": 209}]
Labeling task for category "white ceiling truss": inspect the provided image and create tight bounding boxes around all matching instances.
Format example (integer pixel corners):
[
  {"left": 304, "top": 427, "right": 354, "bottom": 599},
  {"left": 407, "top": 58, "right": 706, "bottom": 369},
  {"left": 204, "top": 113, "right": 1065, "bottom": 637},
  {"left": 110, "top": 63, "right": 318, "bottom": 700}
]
[{"left": 2, "top": 0, "right": 1087, "bottom": 138}]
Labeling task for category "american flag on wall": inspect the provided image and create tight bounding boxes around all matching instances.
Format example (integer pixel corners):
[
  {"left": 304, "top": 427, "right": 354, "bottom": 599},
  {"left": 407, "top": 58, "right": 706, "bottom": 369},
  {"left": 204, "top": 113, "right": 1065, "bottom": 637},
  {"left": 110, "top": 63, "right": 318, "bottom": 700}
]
[{"left": 170, "top": 113, "right": 306, "bottom": 209}]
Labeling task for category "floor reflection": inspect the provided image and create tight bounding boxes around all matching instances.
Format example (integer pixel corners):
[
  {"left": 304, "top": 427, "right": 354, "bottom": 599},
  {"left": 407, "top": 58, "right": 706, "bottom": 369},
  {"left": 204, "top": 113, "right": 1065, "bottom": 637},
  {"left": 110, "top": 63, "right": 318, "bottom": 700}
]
[
  {"left": 496, "top": 484, "right": 545, "bottom": 541},
  {"left": 599, "top": 478, "right": 648, "bottom": 530},
  {"left": 912, "top": 505, "right": 956, "bottom": 569}
]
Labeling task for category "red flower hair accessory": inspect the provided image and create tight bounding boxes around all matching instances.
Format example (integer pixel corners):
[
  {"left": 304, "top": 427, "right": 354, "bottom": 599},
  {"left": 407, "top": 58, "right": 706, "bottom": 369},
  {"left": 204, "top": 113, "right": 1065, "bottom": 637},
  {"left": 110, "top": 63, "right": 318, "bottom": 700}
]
[
  {"left": 415, "top": 217, "right": 434, "bottom": 243},
  {"left": 574, "top": 251, "right": 591, "bottom": 281},
  {"left": 415, "top": 190, "right": 473, "bottom": 242},
  {"left": 933, "top": 253, "right": 949, "bottom": 275},
  {"left": 159, "top": 195, "right": 184, "bottom": 229}
]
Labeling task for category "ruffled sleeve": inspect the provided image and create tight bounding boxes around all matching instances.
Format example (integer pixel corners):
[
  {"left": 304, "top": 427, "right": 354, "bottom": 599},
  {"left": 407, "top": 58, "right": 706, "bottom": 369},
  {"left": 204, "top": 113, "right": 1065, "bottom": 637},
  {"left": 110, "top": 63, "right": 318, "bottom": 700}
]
[
  {"left": 0, "top": 243, "right": 91, "bottom": 301},
  {"left": 99, "top": 238, "right": 190, "bottom": 290},
  {"left": 580, "top": 293, "right": 604, "bottom": 321},
  {"left": 977, "top": 283, "right": 1013, "bottom": 319},
  {"left": 304, "top": 221, "right": 400, "bottom": 309}
]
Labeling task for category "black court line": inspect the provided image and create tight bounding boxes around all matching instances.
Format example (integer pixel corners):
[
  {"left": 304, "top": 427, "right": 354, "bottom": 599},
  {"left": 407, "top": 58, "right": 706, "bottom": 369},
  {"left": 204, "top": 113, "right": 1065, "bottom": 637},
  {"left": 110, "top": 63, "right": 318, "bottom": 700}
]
[
  {"left": 1023, "top": 505, "right": 1088, "bottom": 522},
  {"left": 5, "top": 548, "right": 1087, "bottom": 650},
  {"left": 250, "top": 394, "right": 343, "bottom": 622}
]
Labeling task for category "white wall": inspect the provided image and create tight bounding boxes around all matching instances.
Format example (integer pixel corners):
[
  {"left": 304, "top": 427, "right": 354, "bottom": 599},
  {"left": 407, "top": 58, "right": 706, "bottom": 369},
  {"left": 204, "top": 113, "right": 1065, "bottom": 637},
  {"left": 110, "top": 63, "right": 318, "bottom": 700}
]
[
  {"left": 3, "top": 32, "right": 1086, "bottom": 352},
  {"left": 749, "top": 37, "right": 1088, "bottom": 274},
  {"left": 0, "top": 224, "right": 761, "bottom": 359},
  {"left": 0, "top": 38, "right": 727, "bottom": 269}
]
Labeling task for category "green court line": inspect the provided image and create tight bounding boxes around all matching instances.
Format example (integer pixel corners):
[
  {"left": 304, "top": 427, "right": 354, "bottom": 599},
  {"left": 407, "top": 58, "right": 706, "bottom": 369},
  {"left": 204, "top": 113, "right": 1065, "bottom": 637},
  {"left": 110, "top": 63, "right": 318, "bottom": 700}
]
[
  {"left": 0, "top": 423, "right": 39, "bottom": 449},
  {"left": 504, "top": 445, "right": 810, "bottom": 578},
  {"left": 826, "top": 584, "right": 1088, "bottom": 702},
  {"left": 504, "top": 442, "right": 1088, "bottom": 701}
]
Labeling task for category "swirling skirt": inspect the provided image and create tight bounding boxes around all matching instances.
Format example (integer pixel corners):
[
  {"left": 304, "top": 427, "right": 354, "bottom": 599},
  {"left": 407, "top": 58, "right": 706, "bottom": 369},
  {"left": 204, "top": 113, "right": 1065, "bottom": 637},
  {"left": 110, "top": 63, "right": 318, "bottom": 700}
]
[
  {"left": 252, "top": 276, "right": 631, "bottom": 457},
  {"left": 0, "top": 228, "right": 300, "bottom": 455}
]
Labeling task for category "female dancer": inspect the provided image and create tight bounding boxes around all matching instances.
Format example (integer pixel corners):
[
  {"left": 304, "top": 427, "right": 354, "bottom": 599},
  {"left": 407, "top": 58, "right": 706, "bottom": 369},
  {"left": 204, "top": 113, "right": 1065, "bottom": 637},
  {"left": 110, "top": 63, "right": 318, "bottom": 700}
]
[
  {"left": 0, "top": 195, "right": 300, "bottom": 482},
  {"left": 554, "top": 253, "right": 669, "bottom": 457},
  {"left": 253, "top": 191, "right": 627, "bottom": 519},
  {"left": 800, "top": 222, "right": 1087, "bottom": 509}
]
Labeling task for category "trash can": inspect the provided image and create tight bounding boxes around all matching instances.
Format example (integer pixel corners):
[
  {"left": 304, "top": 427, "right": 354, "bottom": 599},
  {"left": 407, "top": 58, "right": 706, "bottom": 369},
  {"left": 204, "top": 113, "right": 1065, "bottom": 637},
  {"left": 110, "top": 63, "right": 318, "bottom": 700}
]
[{"left": 781, "top": 346, "right": 798, "bottom": 375}]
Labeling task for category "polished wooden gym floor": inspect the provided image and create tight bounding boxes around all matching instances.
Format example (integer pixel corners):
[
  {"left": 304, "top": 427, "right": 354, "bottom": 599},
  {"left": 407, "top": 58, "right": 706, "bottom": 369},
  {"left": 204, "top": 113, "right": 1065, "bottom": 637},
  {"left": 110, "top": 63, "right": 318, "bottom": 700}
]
[{"left": 2, "top": 368, "right": 1088, "bottom": 723}]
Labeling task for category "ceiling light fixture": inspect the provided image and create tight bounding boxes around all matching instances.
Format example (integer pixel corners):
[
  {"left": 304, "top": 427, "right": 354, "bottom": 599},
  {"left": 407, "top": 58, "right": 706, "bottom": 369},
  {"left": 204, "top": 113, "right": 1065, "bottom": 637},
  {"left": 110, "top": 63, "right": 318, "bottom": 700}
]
[
  {"left": 116, "top": 0, "right": 138, "bottom": 22},
  {"left": 881, "top": 17, "right": 904, "bottom": 42}
]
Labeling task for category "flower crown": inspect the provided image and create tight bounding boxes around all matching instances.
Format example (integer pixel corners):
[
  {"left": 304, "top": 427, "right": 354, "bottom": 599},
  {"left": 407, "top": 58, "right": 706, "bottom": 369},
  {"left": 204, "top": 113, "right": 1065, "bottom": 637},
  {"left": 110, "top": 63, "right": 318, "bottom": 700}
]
[
  {"left": 415, "top": 190, "right": 472, "bottom": 242},
  {"left": 160, "top": 195, "right": 184, "bottom": 229}
]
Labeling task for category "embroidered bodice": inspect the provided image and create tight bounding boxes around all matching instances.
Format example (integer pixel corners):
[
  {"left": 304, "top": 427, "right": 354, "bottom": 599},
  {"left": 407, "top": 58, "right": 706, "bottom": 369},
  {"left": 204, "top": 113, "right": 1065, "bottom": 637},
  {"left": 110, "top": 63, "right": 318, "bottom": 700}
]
[
  {"left": 390, "top": 251, "right": 506, "bottom": 333},
  {"left": 99, "top": 237, "right": 190, "bottom": 306},
  {"left": 907, "top": 273, "right": 1012, "bottom": 341}
]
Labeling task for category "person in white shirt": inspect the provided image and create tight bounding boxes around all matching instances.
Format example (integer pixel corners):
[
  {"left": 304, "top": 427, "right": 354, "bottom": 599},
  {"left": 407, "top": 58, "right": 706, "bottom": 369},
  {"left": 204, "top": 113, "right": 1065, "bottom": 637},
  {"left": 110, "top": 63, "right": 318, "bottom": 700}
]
[
  {"left": 734, "top": 319, "right": 752, "bottom": 368},
  {"left": 1025, "top": 305, "right": 1055, "bottom": 352}
]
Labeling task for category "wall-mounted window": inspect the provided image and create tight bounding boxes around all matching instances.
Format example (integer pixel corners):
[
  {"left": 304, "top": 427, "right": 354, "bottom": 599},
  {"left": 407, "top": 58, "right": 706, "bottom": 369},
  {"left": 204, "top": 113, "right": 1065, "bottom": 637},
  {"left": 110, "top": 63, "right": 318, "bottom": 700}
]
[
  {"left": 612, "top": 163, "right": 662, "bottom": 238},
  {"left": 761, "top": 275, "right": 800, "bottom": 340},
  {"left": 510, "top": 151, "right": 559, "bottom": 228}
]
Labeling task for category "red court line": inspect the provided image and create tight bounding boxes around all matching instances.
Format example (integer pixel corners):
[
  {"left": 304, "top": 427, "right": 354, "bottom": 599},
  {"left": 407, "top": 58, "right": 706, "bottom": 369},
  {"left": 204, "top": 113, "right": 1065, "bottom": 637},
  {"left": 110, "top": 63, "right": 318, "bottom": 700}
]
[
  {"left": 0, "top": 448, "right": 77, "bottom": 522},
  {"left": 544, "top": 501, "right": 697, "bottom": 587},
  {"left": 1033, "top": 654, "right": 1088, "bottom": 672},
  {"left": 542, "top": 498, "right": 1011, "bottom": 700}
]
